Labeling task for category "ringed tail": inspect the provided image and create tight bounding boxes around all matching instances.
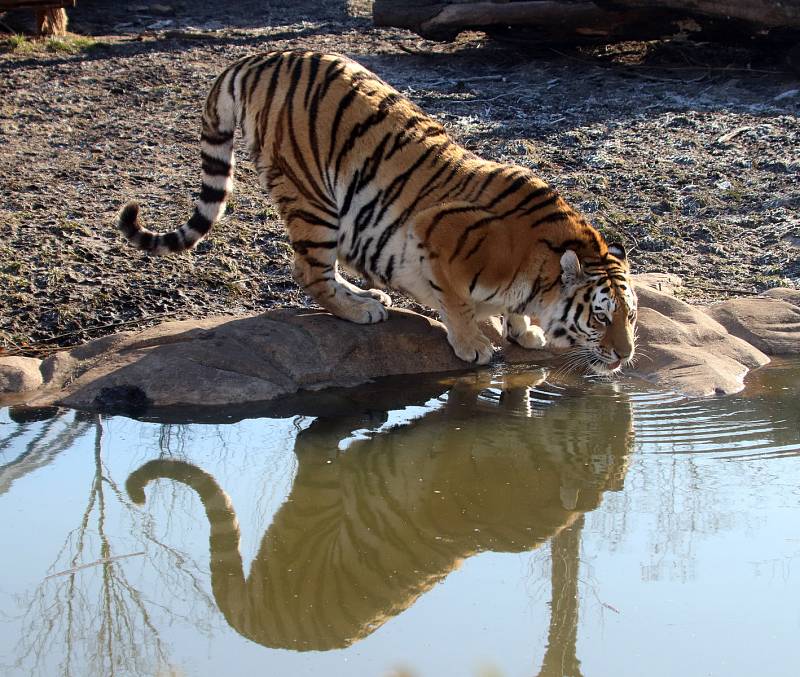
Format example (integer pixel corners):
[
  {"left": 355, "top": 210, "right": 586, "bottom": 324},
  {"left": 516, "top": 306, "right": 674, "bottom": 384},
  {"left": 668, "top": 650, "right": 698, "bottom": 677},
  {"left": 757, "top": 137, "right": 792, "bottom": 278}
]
[{"left": 117, "top": 79, "right": 237, "bottom": 254}]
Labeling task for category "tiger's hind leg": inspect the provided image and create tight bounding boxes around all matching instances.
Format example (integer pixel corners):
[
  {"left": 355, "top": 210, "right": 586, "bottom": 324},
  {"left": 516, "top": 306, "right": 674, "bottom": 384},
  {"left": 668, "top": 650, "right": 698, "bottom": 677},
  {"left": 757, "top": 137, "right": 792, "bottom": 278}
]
[
  {"left": 289, "top": 227, "right": 389, "bottom": 325},
  {"left": 504, "top": 314, "right": 547, "bottom": 349},
  {"left": 335, "top": 266, "right": 393, "bottom": 308},
  {"left": 263, "top": 170, "right": 389, "bottom": 324}
]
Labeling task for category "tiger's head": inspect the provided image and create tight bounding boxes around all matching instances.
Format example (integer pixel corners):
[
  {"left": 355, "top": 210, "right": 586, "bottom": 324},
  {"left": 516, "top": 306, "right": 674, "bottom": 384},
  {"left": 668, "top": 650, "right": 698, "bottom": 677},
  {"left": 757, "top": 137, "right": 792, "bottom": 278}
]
[{"left": 545, "top": 243, "right": 637, "bottom": 375}]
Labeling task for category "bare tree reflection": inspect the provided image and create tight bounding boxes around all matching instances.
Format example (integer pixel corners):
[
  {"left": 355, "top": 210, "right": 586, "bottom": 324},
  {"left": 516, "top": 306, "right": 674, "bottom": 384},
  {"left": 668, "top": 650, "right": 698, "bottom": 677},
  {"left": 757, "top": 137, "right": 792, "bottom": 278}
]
[
  {"left": 0, "top": 408, "right": 92, "bottom": 497},
  {"left": 11, "top": 415, "right": 214, "bottom": 677},
  {"left": 535, "top": 516, "right": 585, "bottom": 677}
]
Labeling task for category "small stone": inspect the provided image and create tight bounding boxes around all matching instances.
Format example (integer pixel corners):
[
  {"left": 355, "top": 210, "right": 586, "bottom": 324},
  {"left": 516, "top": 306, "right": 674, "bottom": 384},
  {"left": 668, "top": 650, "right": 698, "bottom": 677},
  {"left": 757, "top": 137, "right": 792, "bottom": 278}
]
[
  {"left": 0, "top": 357, "right": 44, "bottom": 397},
  {"left": 774, "top": 89, "right": 799, "bottom": 101},
  {"left": 149, "top": 4, "right": 174, "bottom": 16},
  {"left": 146, "top": 19, "right": 174, "bottom": 30}
]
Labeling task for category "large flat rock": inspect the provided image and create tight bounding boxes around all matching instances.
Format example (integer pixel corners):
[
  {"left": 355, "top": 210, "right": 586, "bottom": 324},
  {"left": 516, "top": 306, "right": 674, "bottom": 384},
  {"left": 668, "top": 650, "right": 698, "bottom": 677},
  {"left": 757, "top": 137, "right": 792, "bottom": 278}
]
[
  {"left": 25, "top": 309, "right": 466, "bottom": 411},
  {"left": 704, "top": 296, "right": 800, "bottom": 355},
  {"left": 3, "top": 282, "right": 799, "bottom": 411},
  {"left": 628, "top": 285, "right": 770, "bottom": 396}
]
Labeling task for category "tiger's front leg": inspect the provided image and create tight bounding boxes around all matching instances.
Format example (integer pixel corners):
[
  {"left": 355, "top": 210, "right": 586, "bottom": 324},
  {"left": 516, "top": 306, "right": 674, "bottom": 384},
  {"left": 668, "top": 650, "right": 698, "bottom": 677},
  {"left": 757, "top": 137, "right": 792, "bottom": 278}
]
[
  {"left": 504, "top": 313, "right": 547, "bottom": 349},
  {"left": 438, "top": 293, "right": 495, "bottom": 365}
]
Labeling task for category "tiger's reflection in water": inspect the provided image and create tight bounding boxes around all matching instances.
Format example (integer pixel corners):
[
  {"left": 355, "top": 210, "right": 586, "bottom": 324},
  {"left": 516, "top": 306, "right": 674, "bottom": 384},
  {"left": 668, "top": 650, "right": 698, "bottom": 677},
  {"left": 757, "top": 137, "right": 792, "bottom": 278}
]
[{"left": 126, "top": 370, "right": 633, "bottom": 653}]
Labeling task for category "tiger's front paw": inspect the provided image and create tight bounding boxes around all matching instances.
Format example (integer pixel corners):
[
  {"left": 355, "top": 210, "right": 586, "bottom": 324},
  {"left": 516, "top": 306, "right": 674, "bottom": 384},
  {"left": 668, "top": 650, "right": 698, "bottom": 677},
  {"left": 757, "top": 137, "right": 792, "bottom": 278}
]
[
  {"left": 506, "top": 314, "right": 548, "bottom": 350},
  {"left": 353, "top": 298, "right": 389, "bottom": 324},
  {"left": 364, "top": 288, "right": 393, "bottom": 307},
  {"left": 448, "top": 332, "right": 495, "bottom": 365},
  {"left": 509, "top": 324, "right": 547, "bottom": 350}
]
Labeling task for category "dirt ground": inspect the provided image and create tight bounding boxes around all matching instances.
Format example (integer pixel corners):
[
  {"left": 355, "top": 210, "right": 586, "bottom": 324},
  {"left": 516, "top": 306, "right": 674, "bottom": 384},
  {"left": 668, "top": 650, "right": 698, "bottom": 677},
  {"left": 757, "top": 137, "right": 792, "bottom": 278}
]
[{"left": 1, "top": 0, "right": 798, "bottom": 355}]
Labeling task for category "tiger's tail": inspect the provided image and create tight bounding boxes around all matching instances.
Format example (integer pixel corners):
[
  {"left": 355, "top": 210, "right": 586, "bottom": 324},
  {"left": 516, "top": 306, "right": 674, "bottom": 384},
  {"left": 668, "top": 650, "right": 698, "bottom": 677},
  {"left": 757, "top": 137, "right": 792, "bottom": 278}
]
[{"left": 117, "top": 70, "right": 237, "bottom": 254}]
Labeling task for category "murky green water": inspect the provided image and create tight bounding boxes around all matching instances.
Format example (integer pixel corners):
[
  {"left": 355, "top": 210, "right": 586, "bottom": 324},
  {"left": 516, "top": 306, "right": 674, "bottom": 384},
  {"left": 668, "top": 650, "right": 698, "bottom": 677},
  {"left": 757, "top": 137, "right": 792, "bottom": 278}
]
[{"left": 1, "top": 361, "right": 799, "bottom": 677}]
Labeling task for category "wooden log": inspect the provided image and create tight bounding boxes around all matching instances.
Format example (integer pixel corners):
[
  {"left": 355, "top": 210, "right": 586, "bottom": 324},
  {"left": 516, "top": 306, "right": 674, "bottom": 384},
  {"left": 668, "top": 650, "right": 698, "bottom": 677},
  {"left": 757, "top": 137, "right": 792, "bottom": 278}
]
[
  {"left": 374, "top": 0, "right": 682, "bottom": 42},
  {"left": 35, "top": 7, "right": 68, "bottom": 36},
  {"left": 596, "top": 1, "right": 800, "bottom": 30},
  {"left": 0, "top": 0, "right": 75, "bottom": 8},
  {"left": 374, "top": 0, "right": 800, "bottom": 42}
]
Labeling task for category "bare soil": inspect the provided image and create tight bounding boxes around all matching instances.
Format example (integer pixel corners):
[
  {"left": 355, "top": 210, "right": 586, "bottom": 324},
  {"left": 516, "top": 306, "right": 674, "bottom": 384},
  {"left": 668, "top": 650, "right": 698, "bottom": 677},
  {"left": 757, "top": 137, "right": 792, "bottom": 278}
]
[{"left": 1, "top": 0, "right": 798, "bottom": 355}]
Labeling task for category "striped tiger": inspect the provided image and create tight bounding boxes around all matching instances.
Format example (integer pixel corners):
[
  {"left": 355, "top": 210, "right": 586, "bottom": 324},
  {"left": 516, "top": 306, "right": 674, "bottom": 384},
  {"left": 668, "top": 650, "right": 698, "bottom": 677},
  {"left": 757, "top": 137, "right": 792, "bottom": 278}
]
[
  {"left": 117, "top": 49, "right": 637, "bottom": 371},
  {"left": 125, "top": 371, "right": 633, "bottom": 651}
]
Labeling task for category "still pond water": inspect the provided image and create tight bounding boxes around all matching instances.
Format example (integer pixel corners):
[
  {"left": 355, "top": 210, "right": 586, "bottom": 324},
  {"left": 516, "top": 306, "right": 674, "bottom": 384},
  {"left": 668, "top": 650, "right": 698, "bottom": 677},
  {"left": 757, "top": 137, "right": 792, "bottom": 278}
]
[{"left": 1, "top": 361, "right": 799, "bottom": 677}]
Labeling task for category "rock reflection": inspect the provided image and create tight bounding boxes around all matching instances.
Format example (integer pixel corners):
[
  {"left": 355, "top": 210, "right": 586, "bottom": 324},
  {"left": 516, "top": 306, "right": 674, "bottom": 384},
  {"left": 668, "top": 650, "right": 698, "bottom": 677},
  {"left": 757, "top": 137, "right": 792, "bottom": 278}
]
[{"left": 126, "top": 369, "right": 634, "bottom": 657}]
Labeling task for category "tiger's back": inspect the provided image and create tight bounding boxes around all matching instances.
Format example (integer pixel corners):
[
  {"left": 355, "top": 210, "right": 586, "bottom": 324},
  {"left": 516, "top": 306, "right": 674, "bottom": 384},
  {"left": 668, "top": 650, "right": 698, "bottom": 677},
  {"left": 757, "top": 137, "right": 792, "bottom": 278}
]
[{"left": 118, "top": 49, "right": 637, "bottom": 371}]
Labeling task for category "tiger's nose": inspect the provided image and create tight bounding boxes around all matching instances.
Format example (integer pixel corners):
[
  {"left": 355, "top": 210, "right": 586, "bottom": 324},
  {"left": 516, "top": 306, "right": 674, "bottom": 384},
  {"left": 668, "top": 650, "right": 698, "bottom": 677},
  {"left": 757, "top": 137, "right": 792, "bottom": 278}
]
[{"left": 613, "top": 347, "right": 634, "bottom": 362}]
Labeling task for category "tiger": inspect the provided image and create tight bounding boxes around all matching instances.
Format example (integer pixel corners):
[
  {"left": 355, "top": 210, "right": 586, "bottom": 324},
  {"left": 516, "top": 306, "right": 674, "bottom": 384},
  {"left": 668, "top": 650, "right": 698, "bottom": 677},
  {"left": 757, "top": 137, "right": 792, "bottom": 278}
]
[
  {"left": 117, "top": 49, "right": 637, "bottom": 372},
  {"left": 125, "top": 370, "right": 633, "bottom": 651}
]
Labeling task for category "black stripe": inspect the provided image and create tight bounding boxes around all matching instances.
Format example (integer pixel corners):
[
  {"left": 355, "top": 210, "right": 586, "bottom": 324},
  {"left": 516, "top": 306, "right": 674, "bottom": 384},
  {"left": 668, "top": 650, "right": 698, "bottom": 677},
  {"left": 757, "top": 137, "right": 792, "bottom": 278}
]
[
  {"left": 384, "top": 116, "right": 422, "bottom": 160},
  {"left": 484, "top": 173, "right": 528, "bottom": 210},
  {"left": 291, "top": 239, "right": 337, "bottom": 255},
  {"left": 463, "top": 235, "right": 486, "bottom": 261},
  {"left": 188, "top": 209, "right": 213, "bottom": 235},
  {"left": 327, "top": 88, "right": 359, "bottom": 169},
  {"left": 138, "top": 232, "right": 154, "bottom": 250},
  {"left": 531, "top": 211, "right": 571, "bottom": 229},
  {"left": 465, "top": 166, "right": 503, "bottom": 202},
  {"left": 423, "top": 205, "right": 482, "bottom": 242},
  {"left": 468, "top": 268, "right": 483, "bottom": 294},
  {"left": 201, "top": 130, "right": 233, "bottom": 145},
  {"left": 255, "top": 54, "right": 286, "bottom": 150},
  {"left": 354, "top": 132, "right": 391, "bottom": 193},
  {"left": 163, "top": 231, "right": 182, "bottom": 252},
  {"left": 515, "top": 276, "right": 543, "bottom": 312},
  {"left": 227, "top": 57, "right": 251, "bottom": 101},
  {"left": 543, "top": 237, "right": 585, "bottom": 254},
  {"left": 521, "top": 192, "right": 559, "bottom": 216},
  {"left": 288, "top": 209, "right": 338, "bottom": 230},
  {"left": 199, "top": 184, "right": 227, "bottom": 204},
  {"left": 200, "top": 151, "right": 232, "bottom": 176},
  {"left": 560, "top": 293, "right": 576, "bottom": 322},
  {"left": 429, "top": 280, "right": 443, "bottom": 292},
  {"left": 303, "top": 52, "right": 323, "bottom": 109},
  {"left": 303, "top": 256, "right": 331, "bottom": 269},
  {"left": 449, "top": 214, "right": 496, "bottom": 262},
  {"left": 353, "top": 191, "right": 382, "bottom": 237},
  {"left": 334, "top": 102, "right": 395, "bottom": 178},
  {"left": 483, "top": 287, "right": 499, "bottom": 302},
  {"left": 384, "top": 255, "right": 395, "bottom": 282}
]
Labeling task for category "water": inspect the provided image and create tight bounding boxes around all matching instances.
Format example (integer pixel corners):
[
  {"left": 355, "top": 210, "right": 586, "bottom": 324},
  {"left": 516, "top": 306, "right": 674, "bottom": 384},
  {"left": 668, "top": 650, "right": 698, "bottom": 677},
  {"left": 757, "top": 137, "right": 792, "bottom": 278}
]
[{"left": 1, "top": 361, "right": 799, "bottom": 677}]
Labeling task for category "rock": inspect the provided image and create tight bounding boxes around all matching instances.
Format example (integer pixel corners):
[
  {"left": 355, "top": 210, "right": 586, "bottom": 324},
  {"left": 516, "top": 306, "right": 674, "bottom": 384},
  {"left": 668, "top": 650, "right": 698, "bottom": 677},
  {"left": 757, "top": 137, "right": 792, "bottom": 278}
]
[
  {"left": 626, "top": 284, "right": 770, "bottom": 397},
  {"left": 0, "top": 357, "right": 44, "bottom": 400},
  {"left": 31, "top": 309, "right": 466, "bottom": 411},
  {"left": 632, "top": 272, "right": 683, "bottom": 296},
  {"left": 763, "top": 287, "right": 800, "bottom": 308},
  {"left": 149, "top": 4, "right": 174, "bottom": 16},
  {"left": 11, "top": 284, "right": 799, "bottom": 411},
  {"left": 704, "top": 297, "right": 800, "bottom": 355}
]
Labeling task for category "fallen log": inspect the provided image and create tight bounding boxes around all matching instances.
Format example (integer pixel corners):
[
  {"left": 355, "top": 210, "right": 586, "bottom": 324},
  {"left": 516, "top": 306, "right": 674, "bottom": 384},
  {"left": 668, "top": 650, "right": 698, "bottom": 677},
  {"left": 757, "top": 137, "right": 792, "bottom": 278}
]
[
  {"left": 373, "top": 0, "right": 800, "bottom": 43},
  {"left": 376, "top": 0, "right": 681, "bottom": 42},
  {"left": 595, "top": 1, "right": 800, "bottom": 30}
]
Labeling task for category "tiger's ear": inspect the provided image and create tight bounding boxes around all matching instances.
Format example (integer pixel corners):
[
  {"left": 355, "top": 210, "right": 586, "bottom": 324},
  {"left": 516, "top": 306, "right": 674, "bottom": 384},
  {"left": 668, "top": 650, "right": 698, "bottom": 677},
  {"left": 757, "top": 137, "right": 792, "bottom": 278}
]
[
  {"left": 560, "top": 250, "right": 583, "bottom": 287},
  {"left": 608, "top": 242, "right": 627, "bottom": 260}
]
